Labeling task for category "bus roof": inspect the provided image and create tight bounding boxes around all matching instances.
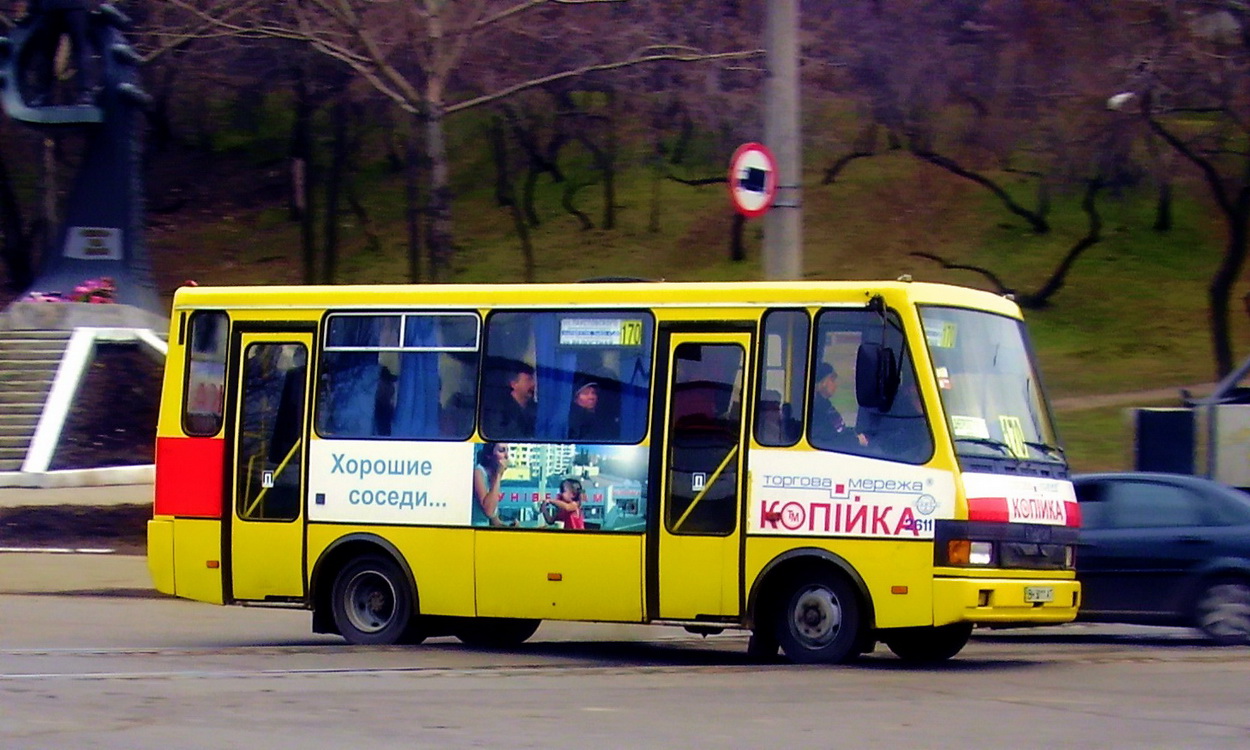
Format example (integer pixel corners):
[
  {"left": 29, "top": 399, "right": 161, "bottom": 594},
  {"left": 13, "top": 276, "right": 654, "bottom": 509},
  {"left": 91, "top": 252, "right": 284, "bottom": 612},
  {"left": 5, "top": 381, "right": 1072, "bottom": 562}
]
[{"left": 169, "top": 280, "right": 1023, "bottom": 318}]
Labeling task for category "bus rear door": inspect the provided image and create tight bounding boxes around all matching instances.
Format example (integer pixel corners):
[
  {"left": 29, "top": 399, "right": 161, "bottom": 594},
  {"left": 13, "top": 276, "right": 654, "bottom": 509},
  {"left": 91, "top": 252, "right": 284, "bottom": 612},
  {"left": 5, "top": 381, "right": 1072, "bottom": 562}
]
[
  {"left": 653, "top": 330, "right": 751, "bottom": 621},
  {"left": 227, "top": 329, "right": 313, "bottom": 602}
]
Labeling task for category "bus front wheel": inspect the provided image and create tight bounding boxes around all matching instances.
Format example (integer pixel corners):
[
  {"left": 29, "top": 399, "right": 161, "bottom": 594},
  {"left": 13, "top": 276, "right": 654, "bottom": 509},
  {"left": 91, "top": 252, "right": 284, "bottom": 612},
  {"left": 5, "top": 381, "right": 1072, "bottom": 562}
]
[
  {"left": 330, "top": 554, "right": 416, "bottom": 645},
  {"left": 775, "top": 574, "right": 862, "bottom": 664}
]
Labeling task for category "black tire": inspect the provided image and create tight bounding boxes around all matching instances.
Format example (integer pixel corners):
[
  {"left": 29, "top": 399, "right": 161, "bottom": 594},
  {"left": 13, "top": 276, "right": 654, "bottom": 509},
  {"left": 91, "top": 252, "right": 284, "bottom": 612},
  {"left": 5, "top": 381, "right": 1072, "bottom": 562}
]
[
  {"left": 454, "top": 617, "right": 542, "bottom": 648},
  {"left": 330, "top": 554, "right": 415, "bottom": 645},
  {"left": 775, "top": 574, "right": 862, "bottom": 664},
  {"left": 883, "top": 623, "right": 973, "bottom": 663},
  {"left": 1193, "top": 580, "right": 1250, "bottom": 645},
  {"left": 746, "top": 628, "right": 781, "bottom": 662}
]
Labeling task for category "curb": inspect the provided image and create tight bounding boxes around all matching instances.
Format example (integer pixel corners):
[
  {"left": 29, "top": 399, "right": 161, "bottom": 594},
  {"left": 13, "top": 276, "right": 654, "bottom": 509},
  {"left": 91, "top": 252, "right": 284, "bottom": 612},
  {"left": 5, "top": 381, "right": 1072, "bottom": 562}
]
[{"left": 0, "top": 551, "right": 152, "bottom": 596}]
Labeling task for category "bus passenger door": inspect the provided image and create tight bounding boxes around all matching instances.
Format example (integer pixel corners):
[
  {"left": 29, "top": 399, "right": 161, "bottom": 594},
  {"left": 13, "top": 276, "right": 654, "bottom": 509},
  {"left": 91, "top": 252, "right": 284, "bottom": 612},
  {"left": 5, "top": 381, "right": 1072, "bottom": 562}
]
[
  {"left": 654, "top": 331, "right": 751, "bottom": 621},
  {"left": 228, "top": 330, "right": 312, "bottom": 602}
]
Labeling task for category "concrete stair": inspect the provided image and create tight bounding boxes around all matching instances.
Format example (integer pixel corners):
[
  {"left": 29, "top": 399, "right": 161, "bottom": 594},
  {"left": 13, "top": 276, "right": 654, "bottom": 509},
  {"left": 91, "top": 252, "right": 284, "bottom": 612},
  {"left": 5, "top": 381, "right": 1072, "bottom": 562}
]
[{"left": 0, "top": 330, "right": 70, "bottom": 472}]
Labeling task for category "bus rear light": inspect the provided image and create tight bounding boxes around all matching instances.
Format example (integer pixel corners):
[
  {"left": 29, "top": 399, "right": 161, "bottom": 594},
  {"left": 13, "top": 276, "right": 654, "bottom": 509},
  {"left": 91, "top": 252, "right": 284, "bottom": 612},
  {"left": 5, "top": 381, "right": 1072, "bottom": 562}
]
[
  {"left": 1065, "top": 545, "right": 1075, "bottom": 569},
  {"left": 969, "top": 542, "right": 993, "bottom": 565}
]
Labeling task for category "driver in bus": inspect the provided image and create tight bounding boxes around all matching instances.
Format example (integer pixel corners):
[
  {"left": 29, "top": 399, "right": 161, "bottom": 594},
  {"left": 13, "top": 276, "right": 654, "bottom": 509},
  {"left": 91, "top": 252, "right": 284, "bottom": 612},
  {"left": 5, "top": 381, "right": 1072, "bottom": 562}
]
[{"left": 810, "top": 362, "right": 868, "bottom": 450}]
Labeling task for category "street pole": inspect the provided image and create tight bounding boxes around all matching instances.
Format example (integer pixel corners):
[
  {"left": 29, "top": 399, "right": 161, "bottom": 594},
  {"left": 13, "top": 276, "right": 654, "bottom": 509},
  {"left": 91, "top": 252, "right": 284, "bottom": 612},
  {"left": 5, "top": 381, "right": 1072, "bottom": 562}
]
[{"left": 763, "top": 0, "right": 802, "bottom": 280}]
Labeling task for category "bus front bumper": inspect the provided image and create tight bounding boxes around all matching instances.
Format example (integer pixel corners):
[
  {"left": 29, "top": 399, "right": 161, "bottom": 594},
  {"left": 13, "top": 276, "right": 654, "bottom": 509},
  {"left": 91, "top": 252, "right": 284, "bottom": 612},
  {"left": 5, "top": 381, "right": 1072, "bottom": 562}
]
[{"left": 933, "top": 576, "right": 1080, "bottom": 627}]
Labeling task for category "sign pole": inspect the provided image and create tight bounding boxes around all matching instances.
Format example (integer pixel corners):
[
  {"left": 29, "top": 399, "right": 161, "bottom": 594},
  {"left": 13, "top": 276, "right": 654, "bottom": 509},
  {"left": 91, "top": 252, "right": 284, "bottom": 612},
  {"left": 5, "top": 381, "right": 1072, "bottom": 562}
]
[{"left": 762, "top": 0, "right": 802, "bottom": 280}]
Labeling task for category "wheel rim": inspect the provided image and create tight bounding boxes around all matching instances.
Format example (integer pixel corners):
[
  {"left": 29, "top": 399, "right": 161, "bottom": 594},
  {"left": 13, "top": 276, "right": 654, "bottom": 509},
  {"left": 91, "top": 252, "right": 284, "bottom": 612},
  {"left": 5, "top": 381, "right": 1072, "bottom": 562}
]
[
  {"left": 789, "top": 585, "right": 842, "bottom": 648},
  {"left": 1197, "top": 583, "right": 1250, "bottom": 644},
  {"left": 343, "top": 569, "right": 397, "bottom": 635}
]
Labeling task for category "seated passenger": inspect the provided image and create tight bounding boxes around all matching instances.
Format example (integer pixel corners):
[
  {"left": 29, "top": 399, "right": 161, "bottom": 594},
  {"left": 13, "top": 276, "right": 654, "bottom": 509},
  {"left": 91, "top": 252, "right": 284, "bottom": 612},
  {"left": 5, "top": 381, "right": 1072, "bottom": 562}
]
[
  {"left": 481, "top": 361, "right": 537, "bottom": 439},
  {"left": 568, "top": 379, "right": 617, "bottom": 442}
]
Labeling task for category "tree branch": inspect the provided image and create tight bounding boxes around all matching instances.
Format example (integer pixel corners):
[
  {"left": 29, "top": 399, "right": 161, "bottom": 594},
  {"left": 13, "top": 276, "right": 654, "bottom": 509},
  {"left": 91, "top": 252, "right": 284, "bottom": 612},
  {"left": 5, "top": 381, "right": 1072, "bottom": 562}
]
[
  {"left": 821, "top": 151, "right": 875, "bottom": 185},
  {"left": 447, "top": 49, "right": 763, "bottom": 114},
  {"left": 909, "top": 252, "right": 1012, "bottom": 295},
  {"left": 911, "top": 147, "right": 1050, "bottom": 233}
]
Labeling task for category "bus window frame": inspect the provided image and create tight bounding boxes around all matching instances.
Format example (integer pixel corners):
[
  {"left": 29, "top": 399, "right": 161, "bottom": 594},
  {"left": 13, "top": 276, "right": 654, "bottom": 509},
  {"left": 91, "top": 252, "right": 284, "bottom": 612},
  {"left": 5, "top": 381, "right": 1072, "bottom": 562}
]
[
  {"left": 808, "top": 306, "right": 935, "bottom": 464},
  {"left": 313, "top": 309, "right": 484, "bottom": 443},
  {"left": 181, "top": 309, "right": 230, "bottom": 438},
  {"left": 479, "top": 307, "right": 657, "bottom": 445},
  {"left": 754, "top": 308, "right": 810, "bottom": 448}
]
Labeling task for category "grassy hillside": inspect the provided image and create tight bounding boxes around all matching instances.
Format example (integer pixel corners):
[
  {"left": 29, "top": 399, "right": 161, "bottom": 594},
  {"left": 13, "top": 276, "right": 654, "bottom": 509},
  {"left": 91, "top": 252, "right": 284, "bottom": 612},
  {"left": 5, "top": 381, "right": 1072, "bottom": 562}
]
[{"left": 101, "top": 135, "right": 1249, "bottom": 473}]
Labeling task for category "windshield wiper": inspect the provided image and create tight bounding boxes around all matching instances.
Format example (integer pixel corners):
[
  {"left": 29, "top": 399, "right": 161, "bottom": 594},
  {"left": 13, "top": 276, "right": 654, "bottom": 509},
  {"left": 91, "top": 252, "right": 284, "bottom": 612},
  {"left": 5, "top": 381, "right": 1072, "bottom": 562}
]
[
  {"left": 1023, "top": 441, "right": 1066, "bottom": 460},
  {"left": 954, "top": 437, "right": 1016, "bottom": 456}
]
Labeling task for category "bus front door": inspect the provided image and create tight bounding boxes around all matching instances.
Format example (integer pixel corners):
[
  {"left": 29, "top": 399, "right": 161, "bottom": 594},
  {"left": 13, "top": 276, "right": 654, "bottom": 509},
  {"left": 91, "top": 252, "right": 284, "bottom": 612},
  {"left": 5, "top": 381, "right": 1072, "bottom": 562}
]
[
  {"left": 228, "top": 330, "right": 312, "bottom": 602},
  {"left": 655, "top": 332, "right": 750, "bottom": 621}
]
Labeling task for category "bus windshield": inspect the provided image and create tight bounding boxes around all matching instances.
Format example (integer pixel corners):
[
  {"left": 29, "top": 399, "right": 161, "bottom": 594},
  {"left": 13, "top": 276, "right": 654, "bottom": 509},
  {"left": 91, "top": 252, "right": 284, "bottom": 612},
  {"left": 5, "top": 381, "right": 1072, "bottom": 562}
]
[{"left": 919, "top": 305, "right": 1063, "bottom": 468}]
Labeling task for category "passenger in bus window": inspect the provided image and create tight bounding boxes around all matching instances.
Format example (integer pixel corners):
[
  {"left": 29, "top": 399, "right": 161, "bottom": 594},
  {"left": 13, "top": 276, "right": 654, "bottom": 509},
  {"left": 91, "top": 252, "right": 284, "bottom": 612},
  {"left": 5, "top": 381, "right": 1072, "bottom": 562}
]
[
  {"left": 373, "top": 366, "right": 396, "bottom": 436},
  {"left": 472, "top": 442, "right": 514, "bottom": 527},
  {"left": 482, "top": 361, "right": 537, "bottom": 438},
  {"left": 568, "top": 379, "right": 617, "bottom": 442},
  {"left": 549, "top": 478, "right": 587, "bottom": 530},
  {"left": 810, "top": 363, "right": 867, "bottom": 450}
]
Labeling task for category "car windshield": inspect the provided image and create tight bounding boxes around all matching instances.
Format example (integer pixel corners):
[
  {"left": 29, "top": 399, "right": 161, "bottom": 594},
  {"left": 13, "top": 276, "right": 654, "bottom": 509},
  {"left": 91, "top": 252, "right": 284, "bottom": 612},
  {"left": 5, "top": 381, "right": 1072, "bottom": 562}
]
[{"left": 919, "top": 305, "right": 1063, "bottom": 467}]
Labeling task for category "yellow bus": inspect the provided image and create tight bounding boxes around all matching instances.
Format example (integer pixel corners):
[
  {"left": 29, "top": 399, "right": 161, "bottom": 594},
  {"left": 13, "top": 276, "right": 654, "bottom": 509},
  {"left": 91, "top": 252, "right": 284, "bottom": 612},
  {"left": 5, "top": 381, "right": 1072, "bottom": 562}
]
[{"left": 147, "top": 279, "right": 1080, "bottom": 664}]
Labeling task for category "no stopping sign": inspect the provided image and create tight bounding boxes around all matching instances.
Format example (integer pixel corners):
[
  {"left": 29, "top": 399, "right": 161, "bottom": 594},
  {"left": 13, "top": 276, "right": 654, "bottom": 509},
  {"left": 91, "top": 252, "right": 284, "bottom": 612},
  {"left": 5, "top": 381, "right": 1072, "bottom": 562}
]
[{"left": 728, "top": 142, "right": 778, "bottom": 218}]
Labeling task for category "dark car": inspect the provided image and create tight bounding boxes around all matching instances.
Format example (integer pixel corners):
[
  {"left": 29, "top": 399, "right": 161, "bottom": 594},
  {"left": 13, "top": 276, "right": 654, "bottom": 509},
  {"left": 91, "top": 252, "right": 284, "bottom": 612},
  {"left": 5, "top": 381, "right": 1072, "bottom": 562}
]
[{"left": 1073, "top": 472, "right": 1250, "bottom": 644}]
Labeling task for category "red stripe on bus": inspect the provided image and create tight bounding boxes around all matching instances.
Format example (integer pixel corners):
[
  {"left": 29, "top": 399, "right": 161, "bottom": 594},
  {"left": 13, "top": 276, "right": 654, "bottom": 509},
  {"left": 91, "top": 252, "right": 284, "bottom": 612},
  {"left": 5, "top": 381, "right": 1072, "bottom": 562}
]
[
  {"left": 1064, "top": 500, "right": 1081, "bottom": 528},
  {"left": 154, "top": 436, "right": 225, "bottom": 517},
  {"left": 966, "top": 496, "right": 1010, "bottom": 523},
  {"left": 968, "top": 496, "right": 1082, "bottom": 526}
]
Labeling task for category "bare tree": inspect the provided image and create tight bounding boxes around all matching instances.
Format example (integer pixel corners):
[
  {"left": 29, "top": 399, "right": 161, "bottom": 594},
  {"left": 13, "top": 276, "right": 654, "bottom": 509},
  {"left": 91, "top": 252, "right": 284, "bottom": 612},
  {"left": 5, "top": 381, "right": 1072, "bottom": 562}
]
[
  {"left": 809, "top": 0, "right": 1133, "bottom": 308},
  {"left": 1109, "top": 2, "right": 1250, "bottom": 377},
  {"left": 165, "top": 0, "right": 760, "bottom": 281}
]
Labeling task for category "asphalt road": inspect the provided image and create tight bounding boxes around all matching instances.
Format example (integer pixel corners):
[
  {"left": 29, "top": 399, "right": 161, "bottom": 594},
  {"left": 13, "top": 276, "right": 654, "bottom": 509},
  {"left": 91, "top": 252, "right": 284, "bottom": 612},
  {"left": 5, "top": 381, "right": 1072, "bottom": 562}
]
[{"left": 2, "top": 582, "right": 1248, "bottom": 750}]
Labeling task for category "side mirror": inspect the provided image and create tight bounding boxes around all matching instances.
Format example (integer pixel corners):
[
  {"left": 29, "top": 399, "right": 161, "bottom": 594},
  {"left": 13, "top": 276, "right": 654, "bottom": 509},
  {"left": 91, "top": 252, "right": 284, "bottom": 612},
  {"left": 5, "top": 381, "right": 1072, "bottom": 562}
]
[{"left": 856, "top": 343, "right": 900, "bottom": 411}]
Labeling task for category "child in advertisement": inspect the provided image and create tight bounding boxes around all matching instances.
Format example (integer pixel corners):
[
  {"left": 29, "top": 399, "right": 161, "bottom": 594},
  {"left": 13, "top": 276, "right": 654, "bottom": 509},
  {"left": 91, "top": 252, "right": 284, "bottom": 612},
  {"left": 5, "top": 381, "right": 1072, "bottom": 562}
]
[{"left": 549, "top": 478, "right": 586, "bottom": 530}]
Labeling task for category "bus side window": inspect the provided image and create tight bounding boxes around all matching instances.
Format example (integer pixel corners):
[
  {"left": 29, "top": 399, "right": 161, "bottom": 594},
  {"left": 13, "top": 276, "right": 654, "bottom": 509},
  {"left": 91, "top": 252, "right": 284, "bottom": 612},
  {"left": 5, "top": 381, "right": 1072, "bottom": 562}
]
[
  {"left": 183, "top": 311, "right": 229, "bottom": 437},
  {"left": 755, "top": 309, "right": 808, "bottom": 447},
  {"left": 482, "top": 311, "right": 654, "bottom": 444},
  {"left": 811, "top": 308, "right": 933, "bottom": 464},
  {"left": 316, "top": 312, "right": 480, "bottom": 441}
]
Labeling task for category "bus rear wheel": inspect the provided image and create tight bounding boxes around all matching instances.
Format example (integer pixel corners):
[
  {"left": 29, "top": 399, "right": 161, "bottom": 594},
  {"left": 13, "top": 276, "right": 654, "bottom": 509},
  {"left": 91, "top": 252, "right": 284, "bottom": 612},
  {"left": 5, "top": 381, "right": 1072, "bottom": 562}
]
[
  {"left": 454, "top": 617, "right": 541, "bottom": 648},
  {"left": 882, "top": 623, "right": 973, "bottom": 663},
  {"left": 775, "top": 574, "right": 861, "bottom": 664},
  {"left": 330, "top": 554, "right": 415, "bottom": 645}
]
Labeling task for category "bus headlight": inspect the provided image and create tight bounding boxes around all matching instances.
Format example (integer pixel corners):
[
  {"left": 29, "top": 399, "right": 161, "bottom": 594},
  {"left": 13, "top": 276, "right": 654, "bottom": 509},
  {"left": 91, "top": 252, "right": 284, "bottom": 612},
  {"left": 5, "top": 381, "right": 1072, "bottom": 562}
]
[
  {"left": 969, "top": 541, "right": 993, "bottom": 565},
  {"left": 946, "top": 540, "right": 995, "bottom": 566}
]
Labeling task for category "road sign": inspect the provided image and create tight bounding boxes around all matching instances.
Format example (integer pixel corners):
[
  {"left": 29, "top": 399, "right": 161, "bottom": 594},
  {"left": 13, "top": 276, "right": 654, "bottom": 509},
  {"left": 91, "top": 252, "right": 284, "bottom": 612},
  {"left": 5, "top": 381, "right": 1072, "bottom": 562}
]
[{"left": 728, "top": 142, "right": 778, "bottom": 218}]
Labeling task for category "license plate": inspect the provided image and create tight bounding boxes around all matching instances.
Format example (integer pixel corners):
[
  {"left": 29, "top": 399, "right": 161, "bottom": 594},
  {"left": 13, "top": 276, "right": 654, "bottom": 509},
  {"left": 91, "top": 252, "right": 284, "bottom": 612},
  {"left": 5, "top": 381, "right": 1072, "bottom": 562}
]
[{"left": 1024, "top": 586, "right": 1054, "bottom": 603}]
